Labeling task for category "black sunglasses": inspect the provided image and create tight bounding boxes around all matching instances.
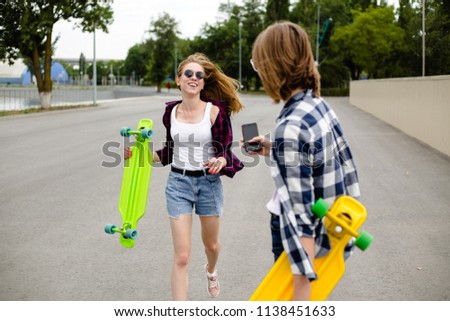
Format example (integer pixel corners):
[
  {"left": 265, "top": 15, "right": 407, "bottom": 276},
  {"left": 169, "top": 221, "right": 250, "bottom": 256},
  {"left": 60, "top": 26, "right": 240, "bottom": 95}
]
[{"left": 184, "top": 69, "right": 205, "bottom": 80}]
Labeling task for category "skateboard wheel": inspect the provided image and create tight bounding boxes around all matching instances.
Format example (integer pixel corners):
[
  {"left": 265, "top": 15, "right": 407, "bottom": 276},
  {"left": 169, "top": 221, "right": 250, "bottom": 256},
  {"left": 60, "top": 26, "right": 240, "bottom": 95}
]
[
  {"left": 125, "top": 229, "right": 138, "bottom": 240},
  {"left": 311, "top": 198, "right": 330, "bottom": 219},
  {"left": 120, "top": 127, "right": 132, "bottom": 137},
  {"left": 141, "top": 129, "right": 153, "bottom": 139},
  {"left": 355, "top": 231, "right": 373, "bottom": 251},
  {"left": 104, "top": 224, "right": 116, "bottom": 234}
]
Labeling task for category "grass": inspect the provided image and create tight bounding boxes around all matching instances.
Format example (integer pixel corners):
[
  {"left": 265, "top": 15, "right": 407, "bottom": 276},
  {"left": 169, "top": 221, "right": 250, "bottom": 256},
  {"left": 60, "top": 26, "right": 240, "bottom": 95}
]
[{"left": 0, "top": 103, "right": 97, "bottom": 117}]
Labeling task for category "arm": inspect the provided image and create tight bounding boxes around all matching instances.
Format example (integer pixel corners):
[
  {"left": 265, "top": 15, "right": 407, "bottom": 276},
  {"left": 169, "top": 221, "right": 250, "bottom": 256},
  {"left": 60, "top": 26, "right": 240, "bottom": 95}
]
[
  {"left": 210, "top": 104, "right": 231, "bottom": 166},
  {"left": 271, "top": 120, "right": 320, "bottom": 281},
  {"left": 124, "top": 101, "right": 178, "bottom": 164},
  {"left": 208, "top": 100, "right": 244, "bottom": 177},
  {"left": 154, "top": 102, "right": 177, "bottom": 166},
  {"left": 202, "top": 104, "right": 227, "bottom": 174}
]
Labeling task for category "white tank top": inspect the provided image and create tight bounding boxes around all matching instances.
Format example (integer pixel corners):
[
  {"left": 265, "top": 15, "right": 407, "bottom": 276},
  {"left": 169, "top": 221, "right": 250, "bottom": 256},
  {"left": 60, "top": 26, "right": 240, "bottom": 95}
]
[{"left": 171, "top": 102, "right": 214, "bottom": 170}]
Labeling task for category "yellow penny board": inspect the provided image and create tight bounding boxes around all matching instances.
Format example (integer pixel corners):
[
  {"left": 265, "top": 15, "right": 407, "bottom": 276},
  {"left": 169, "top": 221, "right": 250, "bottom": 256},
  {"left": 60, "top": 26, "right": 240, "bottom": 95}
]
[{"left": 250, "top": 196, "right": 372, "bottom": 301}]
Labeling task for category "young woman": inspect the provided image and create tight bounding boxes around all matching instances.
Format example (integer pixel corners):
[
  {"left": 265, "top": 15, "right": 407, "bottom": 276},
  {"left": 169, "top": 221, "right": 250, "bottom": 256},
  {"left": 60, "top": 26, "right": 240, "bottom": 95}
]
[
  {"left": 125, "top": 53, "right": 243, "bottom": 300},
  {"left": 247, "top": 22, "right": 360, "bottom": 300}
]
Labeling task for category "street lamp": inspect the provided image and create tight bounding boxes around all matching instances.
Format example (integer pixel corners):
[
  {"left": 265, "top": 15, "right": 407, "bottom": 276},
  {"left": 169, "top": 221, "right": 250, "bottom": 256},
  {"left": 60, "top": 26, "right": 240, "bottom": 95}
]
[
  {"left": 239, "top": 20, "right": 243, "bottom": 90},
  {"left": 316, "top": 4, "right": 320, "bottom": 66},
  {"left": 422, "top": 0, "right": 426, "bottom": 77},
  {"left": 93, "top": 25, "right": 97, "bottom": 104},
  {"left": 174, "top": 46, "right": 178, "bottom": 81},
  {"left": 315, "top": 3, "right": 332, "bottom": 67}
]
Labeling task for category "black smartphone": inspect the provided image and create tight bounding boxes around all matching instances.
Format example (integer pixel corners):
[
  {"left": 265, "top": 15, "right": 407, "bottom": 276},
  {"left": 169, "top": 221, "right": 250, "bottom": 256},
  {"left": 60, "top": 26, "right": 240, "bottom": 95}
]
[{"left": 242, "top": 123, "right": 262, "bottom": 152}]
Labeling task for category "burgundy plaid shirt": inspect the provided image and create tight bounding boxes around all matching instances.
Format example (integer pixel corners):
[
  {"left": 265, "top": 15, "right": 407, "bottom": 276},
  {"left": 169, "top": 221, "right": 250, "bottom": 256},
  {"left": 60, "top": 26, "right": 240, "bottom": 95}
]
[{"left": 155, "top": 99, "right": 244, "bottom": 178}]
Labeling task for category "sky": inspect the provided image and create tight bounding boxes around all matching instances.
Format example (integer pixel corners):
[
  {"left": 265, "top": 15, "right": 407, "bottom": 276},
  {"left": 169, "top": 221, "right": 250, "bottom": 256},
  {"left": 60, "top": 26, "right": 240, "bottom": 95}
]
[
  {"left": 52, "top": 0, "right": 398, "bottom": 61},
  {"left": 52, "top": 0, "right": 242, "bottom": 60}
]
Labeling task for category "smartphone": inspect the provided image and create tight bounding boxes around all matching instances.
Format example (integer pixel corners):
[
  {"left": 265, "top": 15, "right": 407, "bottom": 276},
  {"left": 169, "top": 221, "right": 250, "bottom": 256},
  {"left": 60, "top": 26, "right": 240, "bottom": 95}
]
[{"left": 242, "top": 123, "right": 262, "bottom": 152}]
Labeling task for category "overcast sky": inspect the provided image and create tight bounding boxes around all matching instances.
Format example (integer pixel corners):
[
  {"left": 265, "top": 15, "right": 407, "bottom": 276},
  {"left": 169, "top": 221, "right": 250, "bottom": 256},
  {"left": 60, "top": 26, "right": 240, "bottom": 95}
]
[{"left": 52, "top": 0, "right": 398, "bottom": 61}]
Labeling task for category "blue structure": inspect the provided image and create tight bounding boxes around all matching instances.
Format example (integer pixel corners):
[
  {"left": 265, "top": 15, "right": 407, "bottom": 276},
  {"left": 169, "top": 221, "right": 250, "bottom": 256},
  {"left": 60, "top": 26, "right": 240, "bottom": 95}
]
[
  {"left": 21, "top": 61, "right": 70, "bottom": 85},
  {"left": 0, "top": 77, "right": 22, "bottom": 85}
]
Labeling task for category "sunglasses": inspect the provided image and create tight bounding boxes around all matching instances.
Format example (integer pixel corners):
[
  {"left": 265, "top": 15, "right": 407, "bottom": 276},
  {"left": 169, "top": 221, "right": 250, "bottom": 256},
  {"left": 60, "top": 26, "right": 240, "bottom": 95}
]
[{"left": 183, "top": 69, "right": 205, "bottom": 80}]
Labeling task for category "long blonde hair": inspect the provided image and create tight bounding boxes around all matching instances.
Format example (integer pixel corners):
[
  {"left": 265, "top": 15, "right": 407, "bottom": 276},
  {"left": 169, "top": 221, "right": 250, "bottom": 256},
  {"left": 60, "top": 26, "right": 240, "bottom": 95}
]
[
  {"left": 177, "top": 53, "right": 244, "bottom": 115},
  {"left": 252, "top": 21, "right": 321, "bottom": 103}
]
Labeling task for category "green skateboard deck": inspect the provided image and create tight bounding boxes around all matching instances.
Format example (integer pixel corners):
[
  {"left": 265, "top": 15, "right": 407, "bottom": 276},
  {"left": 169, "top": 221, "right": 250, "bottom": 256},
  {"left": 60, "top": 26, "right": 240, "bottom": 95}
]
[{"left": 104, "top": 119, "right": 154, "bottom": 248}]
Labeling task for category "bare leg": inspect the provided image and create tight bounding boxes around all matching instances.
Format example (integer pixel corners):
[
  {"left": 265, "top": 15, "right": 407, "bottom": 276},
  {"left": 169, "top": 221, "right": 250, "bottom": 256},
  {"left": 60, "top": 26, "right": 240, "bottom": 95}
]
[
  {"left": 199, "top": 216, "right": 221, "bottom": 273},
  {"left": 169, "top": 214, "right": 192, "bottom": 300},
  {"left": 293, "top": 236, "right": 315, "bottom": 300}
]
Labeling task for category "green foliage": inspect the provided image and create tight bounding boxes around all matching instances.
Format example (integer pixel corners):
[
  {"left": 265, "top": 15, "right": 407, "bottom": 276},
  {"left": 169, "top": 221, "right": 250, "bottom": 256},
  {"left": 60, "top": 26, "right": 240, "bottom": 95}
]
[
  {"left": 146, "top": 12, "right": 178, "bottom": 91},
  {"left": 319, "top": 58, "right": 351, "bottom": 88},
  {"left": 124, "top": 42, "right": 153, "bottom": 82},
  {"left": 191, "top": 19, "right": 241, "bottom": 79},
  {"left": 4, "top": 0, "right": 444, "bottom": 105},
  {"left": 396, "top": 0, "right": 450, "bottom": 76},
  {"left": 79, "top": 53, "right": 86, "bottom": 75},
  {"left": 185, "top": 0, "right": 265, "bottom": 90},
  {"left": 123, "top": 0, "right": 449, "bottom": 91},
  {"left": 1, "top": 0, "right": 113, "bottom": 107},
  {"left": 86, "top": 60, "right": 108, "bottom": 80},
  {"left": 265, "top": 0, "right": 290, "bottom": 25},
  {"left": 331, "top": 6, "right": 406, "bottom": 79},
  {"left": 290, "top": 0, "right": 318, "bottom": 28},
  {"left": 423, "top": 0, "right": 450, "bottom": 75}
]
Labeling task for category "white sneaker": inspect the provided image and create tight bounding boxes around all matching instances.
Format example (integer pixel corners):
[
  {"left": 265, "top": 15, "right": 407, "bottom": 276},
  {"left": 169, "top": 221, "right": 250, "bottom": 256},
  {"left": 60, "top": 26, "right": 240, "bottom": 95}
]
[{"left": 204, "top": 264, "right": 220, "bottom": 298}]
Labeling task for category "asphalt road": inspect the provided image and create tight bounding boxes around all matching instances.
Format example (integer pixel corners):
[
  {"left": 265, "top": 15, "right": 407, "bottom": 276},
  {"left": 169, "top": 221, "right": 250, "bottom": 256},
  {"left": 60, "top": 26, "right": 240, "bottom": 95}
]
[{"left": 1, "top": 94, "right": 449, "bottom": 301}]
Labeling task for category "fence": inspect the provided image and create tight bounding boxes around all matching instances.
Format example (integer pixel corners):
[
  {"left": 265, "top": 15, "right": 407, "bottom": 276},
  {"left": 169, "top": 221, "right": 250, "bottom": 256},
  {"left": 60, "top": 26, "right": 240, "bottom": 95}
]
[
  {"left": 0, "top": 84, "right": 166, "bottom": 111},
  {"left": 0, "top": 85, "right": 111, "bottom": 111}
]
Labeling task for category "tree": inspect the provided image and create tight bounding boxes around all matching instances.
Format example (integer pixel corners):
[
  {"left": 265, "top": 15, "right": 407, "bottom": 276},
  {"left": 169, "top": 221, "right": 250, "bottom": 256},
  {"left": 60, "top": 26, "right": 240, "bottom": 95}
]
[
  {"left": 188, "top": 1, "right": 265, "bottom": 90},
  {"left": 79, "top": 53, "right": 86, "bottom": 76},
  {"left": 423, "top": 0, "right": 450, "bottom": 75},
  {"left": 146, "top": 12, "right": 178, "bottom": 92},
  {"left": 331, "top": 6, "right": 406, "bottom": 79},
  {"left": 266, "top": 0, "right": 290, "bottom": 25},
  {"left": 1, "top": 1, "right": 113, "bottom": 108},
  {"left": 240, "top": 0, "right": 266, "bottom": 90},
  {"left": 86, "top": 60, "right": 108, "bottom": 84},
  {"left": 190, "top": 3, "right": 242, "bottom": 81},
  {"left": 395, "top": 0, "right": 422, "bottom": 76},
  {"left": 124, "top": 41, "right": 154, "bottom": 85},
  {"left": 350, "top": 0, "right": 378, "bottom": 11},
  {"left": 290, "top": 0, "right": 318, "bottom": 28}
]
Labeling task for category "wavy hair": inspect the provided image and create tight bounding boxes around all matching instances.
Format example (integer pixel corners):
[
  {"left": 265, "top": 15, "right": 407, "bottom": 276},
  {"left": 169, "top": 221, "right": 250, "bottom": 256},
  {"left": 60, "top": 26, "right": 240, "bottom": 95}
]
[
  {"left": 252, "top": 21, "right": 321, "bottom": 103},
  {"left": 177, "top": 53, "right": 244, "bottom": 115}
]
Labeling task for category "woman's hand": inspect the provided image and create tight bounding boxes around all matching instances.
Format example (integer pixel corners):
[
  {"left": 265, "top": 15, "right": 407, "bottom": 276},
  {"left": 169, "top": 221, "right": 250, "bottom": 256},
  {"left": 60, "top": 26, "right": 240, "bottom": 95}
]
[
  {"left": 202, "top": 157, "right": 226, "bottom": 174},
  {"left": 124, "top": 146, "right": 132, "bottom": 160},
  {"left": 241, "top": 135, "right": 272, "bottom": 157}
]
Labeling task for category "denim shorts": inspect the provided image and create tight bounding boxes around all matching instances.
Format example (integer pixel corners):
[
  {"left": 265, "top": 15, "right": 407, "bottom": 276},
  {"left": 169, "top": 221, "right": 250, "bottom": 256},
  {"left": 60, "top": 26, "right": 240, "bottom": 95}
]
[{"left": 165, "top": 171, "right": 224, "bottom": 219}]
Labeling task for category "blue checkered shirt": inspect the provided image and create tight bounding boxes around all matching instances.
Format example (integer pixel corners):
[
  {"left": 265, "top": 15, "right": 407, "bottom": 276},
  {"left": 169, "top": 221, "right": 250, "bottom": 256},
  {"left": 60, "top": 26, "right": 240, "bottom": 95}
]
[{"left": 271, "top": 90, "right": 360, "bottom": 280}]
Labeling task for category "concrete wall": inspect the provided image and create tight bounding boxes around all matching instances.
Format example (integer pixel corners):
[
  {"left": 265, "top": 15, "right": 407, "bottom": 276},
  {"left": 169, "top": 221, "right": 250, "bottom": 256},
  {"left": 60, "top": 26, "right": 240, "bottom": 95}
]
[{"left": 350, "top": 75, "right": 450, "bottom": 157}]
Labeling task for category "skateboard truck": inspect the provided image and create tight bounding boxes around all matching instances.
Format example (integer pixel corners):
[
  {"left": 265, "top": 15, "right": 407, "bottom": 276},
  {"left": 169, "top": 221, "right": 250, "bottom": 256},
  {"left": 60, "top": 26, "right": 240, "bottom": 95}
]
[
  {"left": 119, "top": 127, "right": 153, "bottom": 141},
  {"left": 311, "top": 198, "right": 373, "bottom": 250},
  {"left": 104, "top": 223, "right": 138, "bottom": 240}
]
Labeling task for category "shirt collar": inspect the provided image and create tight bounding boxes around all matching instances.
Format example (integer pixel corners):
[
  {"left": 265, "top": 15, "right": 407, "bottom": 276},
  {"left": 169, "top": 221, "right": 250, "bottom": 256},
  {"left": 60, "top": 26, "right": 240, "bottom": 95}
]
[{"left": 276, "top": 89, "right": 308, "bottom": 121}]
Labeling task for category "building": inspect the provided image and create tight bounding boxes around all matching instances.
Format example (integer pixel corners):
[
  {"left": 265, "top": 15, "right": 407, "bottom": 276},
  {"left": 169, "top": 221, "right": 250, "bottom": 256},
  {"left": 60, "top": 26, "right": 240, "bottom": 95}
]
[{"left": 0, "top": 59, "right": 70, "bottom": 85}]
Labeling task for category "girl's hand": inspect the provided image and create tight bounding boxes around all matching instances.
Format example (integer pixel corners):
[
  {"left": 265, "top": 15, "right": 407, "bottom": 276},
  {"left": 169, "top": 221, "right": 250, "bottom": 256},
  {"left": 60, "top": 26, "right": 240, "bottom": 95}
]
[
  {"left": 202, "top": 157, "right": 226, "bottom": 174},
  {"left": 240, "top": 135, "right": 272, "bottom": 157},
  {"left": 124, "top": 147, "right": 132, "bottom": 160}
]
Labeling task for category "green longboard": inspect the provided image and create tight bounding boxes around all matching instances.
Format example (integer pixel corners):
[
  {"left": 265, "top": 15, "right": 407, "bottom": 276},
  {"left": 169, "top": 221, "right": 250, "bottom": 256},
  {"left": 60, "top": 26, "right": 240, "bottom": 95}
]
[{"left": 104, "top": 119, "right": 154, "bottom": 248}]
